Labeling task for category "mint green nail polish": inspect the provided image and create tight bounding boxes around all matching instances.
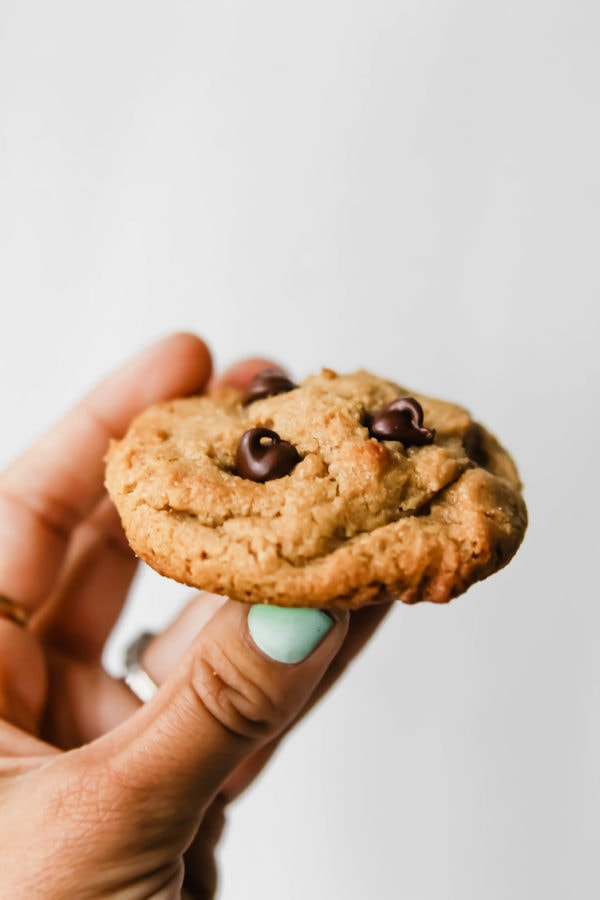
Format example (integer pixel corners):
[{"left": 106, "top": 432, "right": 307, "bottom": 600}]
[{"left": 247, "top": 605, "right": 334, "bottom": 664}]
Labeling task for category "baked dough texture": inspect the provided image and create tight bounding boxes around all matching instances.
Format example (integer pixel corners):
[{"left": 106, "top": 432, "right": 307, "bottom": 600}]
[{"left": 105, "top": 369, "right": 527, "bottom": 609}]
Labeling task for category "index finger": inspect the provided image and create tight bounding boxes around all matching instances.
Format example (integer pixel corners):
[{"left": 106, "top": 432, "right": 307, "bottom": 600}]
[
  {"left": 0, "top": 333, "right": 212, "bottom": 612},
  {"left": 211, "top": 356, "right": 286, "bottom": 391}
]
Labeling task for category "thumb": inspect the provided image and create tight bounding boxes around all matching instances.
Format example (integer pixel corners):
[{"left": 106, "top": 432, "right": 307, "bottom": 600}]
[{"left": 93, "top": 599, "right": 348, "bottom": 847}]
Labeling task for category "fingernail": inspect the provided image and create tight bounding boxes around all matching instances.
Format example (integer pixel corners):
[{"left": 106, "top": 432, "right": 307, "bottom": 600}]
[{"left": 247, "top": 605, "right": 334, "bottom": 664}]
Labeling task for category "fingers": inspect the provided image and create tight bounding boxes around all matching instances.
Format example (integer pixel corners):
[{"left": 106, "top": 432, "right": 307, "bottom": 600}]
[
  {"left": 32, "top": 497, "right": 138, "bottom": 661},
  {"left": 0, "top": 622, "right": 47, "bottom": 734},
  {"left": 134, "top": 592, "right": 393, "bottom": 803},
  {"left": 84, "top": 600, "right": 349, "bottom": 853},
  {"left": 25, "top": 593, "right": 225, "bottom": 749},
  {"left": 0, "top": 333, "right": 212, "bottom": 613},
  {"left": 182, "top": 796, "right": 226, "bottom": 899},
  {"left": 212, "top": 357, "right": 283, "bottom": 391},
  {"left": 86, "top": 592, "right": 391, "bottom": 791},
  {"left": 142, "top": 591, "right": 227, "bottom": 683},
  {"left": 219, "top": 597, "right": 395, "bottom": 802}
]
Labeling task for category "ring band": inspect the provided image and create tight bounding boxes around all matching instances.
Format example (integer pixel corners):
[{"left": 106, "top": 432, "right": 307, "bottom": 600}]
[
  {"left": 0, "top": 595, "right": 30, "bottom": 627},
  {"left": 123, "top": 631, "right": 159, "bottom": 703}
]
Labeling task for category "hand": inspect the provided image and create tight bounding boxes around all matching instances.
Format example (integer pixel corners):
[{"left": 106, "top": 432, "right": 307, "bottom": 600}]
[{"left": 0, "top": 333, "right": 392, "bottom": 898}]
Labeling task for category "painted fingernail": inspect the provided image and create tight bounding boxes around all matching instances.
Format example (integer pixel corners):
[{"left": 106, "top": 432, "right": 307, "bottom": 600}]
[{"left": 247, "top": 605, "right": 334, "bottom": 664}]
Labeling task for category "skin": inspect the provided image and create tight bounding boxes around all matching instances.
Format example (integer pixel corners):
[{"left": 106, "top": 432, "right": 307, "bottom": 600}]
[{"left": 0, "top": 333, "right": 392, "bottom": 899}]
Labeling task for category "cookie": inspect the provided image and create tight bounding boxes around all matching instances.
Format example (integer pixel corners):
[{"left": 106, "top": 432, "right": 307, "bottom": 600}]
[{"left": 105, "top": 368, "right": 527, "bottom": 609}]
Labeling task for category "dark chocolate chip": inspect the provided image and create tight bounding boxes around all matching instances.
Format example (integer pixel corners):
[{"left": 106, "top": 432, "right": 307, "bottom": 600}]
[
  {"left": 235, "top": 427, "right": 301, "bottom": 482},
  {"left": 368, "top": 397, "right": 435, "bottom": 447},
  {"left": 242, "top": 368, "right": 298, "bottom": 405},
  {"left": 464, "top": 423, "right": 490, "bottom": 468}
]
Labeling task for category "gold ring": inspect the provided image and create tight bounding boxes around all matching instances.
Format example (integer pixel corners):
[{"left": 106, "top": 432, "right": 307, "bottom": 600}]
[{"left": 0, "top": 595, "right": 30, "bottom": 627}]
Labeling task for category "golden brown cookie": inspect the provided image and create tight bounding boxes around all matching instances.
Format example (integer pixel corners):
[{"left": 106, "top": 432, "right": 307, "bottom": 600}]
[{"left": 105, "top": 368, "right": 527, "bottom": 609}]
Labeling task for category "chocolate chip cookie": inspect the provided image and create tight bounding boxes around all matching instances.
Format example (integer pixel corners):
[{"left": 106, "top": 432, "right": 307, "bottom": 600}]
[{"left": 105, "top": 368, "right": 527, "bottom": 609}]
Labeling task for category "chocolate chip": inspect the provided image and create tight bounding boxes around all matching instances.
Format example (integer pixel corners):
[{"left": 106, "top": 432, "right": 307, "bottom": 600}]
[
  {"left": 368, "top": 397, "right": 435, "bottom": 447},
  {"left": 235, "top": 427, "right": 301, "bottom": 482},
  {"left": 464, "top": 423, "right": 489, "bottom": 468},
  {"left": 242, "top": 368, "right": 298, "bottom": 405}
]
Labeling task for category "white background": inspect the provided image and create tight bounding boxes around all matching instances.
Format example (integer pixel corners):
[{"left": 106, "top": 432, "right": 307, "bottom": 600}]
[{"left": 1, "top": 2, "right": 599, "bottom": 898}]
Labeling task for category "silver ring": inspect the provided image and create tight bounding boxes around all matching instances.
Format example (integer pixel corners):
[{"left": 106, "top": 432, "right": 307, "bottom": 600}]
[{"left": 123, "top": 631, "right": 159, "bottom": 703}]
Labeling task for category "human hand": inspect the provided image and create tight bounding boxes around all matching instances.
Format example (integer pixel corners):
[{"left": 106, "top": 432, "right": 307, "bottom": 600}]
[{"left": 0, "top": 333, "right": 392, "bottom": 898}]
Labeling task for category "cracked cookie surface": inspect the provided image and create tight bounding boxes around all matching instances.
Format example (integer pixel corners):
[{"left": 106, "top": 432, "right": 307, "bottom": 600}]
[{"left": 105, "top": 368, "right": 527, "bottom": 608}]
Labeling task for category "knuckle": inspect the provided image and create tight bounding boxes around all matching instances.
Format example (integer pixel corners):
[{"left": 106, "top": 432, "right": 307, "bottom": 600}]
[{"left": 190, "top": 641, "right": 285, "bottom": 740}]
